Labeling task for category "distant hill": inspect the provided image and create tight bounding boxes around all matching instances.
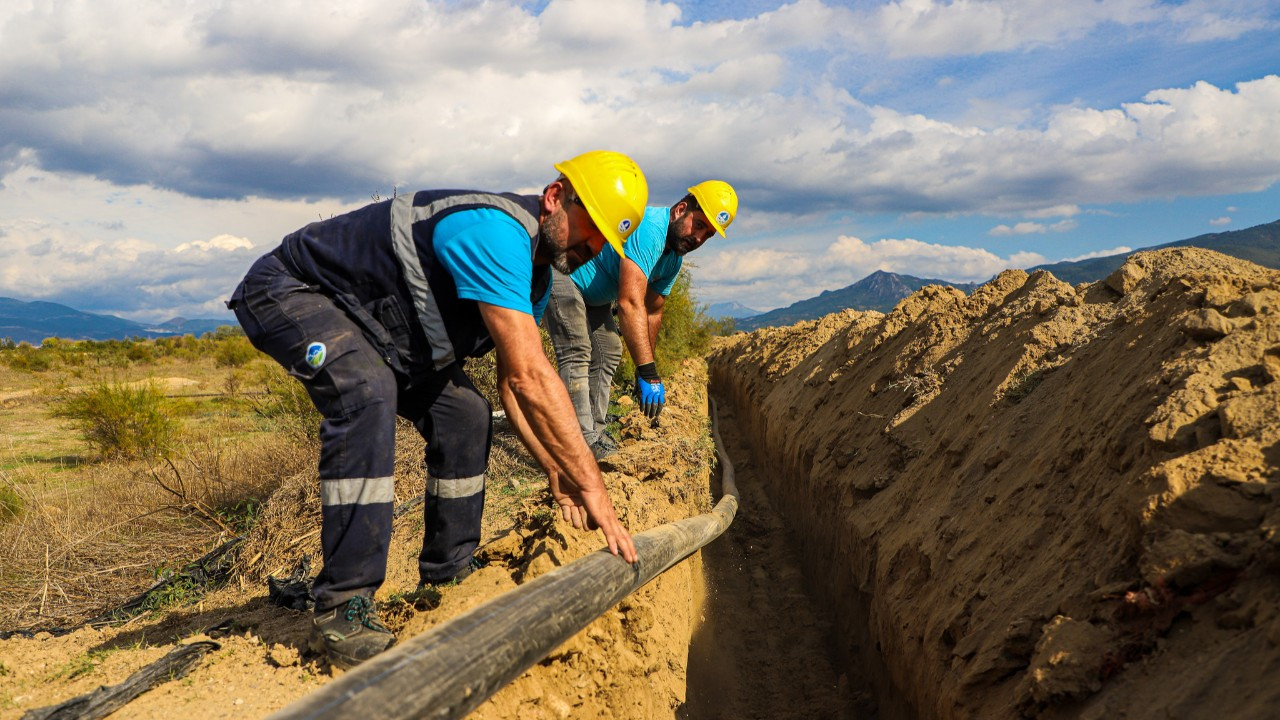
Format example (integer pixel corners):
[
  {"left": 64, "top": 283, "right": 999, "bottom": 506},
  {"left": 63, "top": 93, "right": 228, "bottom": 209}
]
[
  {"left": 0, "top": 297, "right": 232, "bottom": 345},
  {"left": 1029, "top": 219, "right": 1280, "bottom": 284},
  {"left": 705, "top": 301, "right": 763, "bottom": 319},
  {"left": 734, "top": 219, "right": 1280, "bottom": 333},
  {"left": 736, "top": 270, "right": 980, "bottom": 331}
]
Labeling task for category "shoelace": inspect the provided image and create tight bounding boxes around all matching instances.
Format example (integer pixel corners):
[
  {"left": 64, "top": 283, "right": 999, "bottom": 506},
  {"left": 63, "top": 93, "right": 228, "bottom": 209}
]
[{"left": 343, "top": 595, "right": 390, "bottom": 632}]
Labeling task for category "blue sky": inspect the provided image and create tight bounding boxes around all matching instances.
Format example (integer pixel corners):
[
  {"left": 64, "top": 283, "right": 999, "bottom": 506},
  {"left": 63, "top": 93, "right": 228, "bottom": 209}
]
[{"left": 0, "top": 0, "right": 1277, "bottom": 321}]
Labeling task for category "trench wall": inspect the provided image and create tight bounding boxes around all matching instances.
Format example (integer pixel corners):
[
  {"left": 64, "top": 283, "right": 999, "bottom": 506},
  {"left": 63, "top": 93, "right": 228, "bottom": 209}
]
[{"left": 708, "top": 248, "right": 1280, "bottom": 719}]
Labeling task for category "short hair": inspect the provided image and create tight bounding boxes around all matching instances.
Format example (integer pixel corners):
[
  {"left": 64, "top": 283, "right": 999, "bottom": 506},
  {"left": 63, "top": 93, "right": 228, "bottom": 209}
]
[{"left": 676, "top": 193, "right": 700, "bottom": 214}]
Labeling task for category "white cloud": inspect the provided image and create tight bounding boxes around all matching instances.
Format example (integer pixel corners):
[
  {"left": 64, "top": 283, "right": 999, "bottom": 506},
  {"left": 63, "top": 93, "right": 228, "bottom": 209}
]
[
  {"left": 694, "top": 232, "right": 1046, "bottom": 309},
  {"left": 990, "top": 222, "right": 1048, "bottom": 236},
  {"left": 1, "top": 2, "right": 1276, "bottom": 215},
  {"left": 697, "top": 248, "right": 813, "bottom": 284},
  {"left": 1169, "top": 0, "right": 1276, "bottom": 42},
  {"left": 858, "top": 0, "right": 1161, "bottom": 58},
  {"left": 175, "top": 234, "right": 255, "bottom": 253},
  {"left": 988, "top": 219, "right": 1078, "bottom": 236},
  {"left": 1209, "top": 216, "right": 1231, "bottom": 226},
  {"left": 848, "top": 0, "right": 1272, "bottom": 58},
  {"left": 0, "top": 165, "right": 353, "bottom": 321},
  {"left": 0, "top": 1, "right": 1277, "bottom": 320},
  {"left": 0, "top": 217, "right": 262, "bottom": 321},
  {"left": 824, "top": 235, "right": 1045, "bottom": 280},
  {"left": 1022, "top": 204, "right": 1081, "bottom": 219}
]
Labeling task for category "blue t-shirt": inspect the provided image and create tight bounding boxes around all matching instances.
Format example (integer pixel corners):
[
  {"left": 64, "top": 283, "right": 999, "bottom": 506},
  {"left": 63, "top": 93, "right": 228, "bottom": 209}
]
[
  {"left": 432, "top": 208, "right": 550, "bottom": 322},
  {"left": 571, "top": 206, "right": 683, "bottom": 306}
]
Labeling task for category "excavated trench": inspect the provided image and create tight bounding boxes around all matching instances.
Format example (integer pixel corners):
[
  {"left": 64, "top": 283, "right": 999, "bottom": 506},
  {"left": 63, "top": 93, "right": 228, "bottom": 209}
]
[
  {"left": 701, "top": 248, "right": 1280, "bottom": 720},
  {"left": 6, "top": 248, "right": 1280, "bottom": 720},
  {"left": 682, "top": 396, "right": 868, "bottom": 720}
]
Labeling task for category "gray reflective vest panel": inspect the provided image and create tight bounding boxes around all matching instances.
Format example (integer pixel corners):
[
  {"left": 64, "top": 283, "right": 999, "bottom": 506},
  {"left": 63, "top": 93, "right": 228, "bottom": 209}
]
[{"left": 390, "top": 192, "right": 540, "bottom": 370}]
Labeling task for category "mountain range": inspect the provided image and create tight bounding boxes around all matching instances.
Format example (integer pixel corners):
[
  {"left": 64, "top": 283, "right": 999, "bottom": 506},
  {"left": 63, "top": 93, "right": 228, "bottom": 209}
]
[
  {"left": 5, "top": 220, "right": 1277, "bottom": 343},
  {"left": 0, "top": 297, "right": 230, "bottom": 345},
  {"left": 705, "top": 301, "right": 763, "bottom": 319},
  {"left": 734, "top": 271, "right": 981, "bottom": 331},
  {"left": 728, "top": 218, "right": 1280, "bottom": 331},
  {"left": 1026, "top": 219, "right": 1280, "bottom": 284}
]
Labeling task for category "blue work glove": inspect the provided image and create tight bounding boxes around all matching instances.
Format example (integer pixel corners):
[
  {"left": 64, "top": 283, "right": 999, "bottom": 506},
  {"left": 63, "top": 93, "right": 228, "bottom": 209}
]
[{"left": 634, "top": 362, "right": 665, "bottom": 419}]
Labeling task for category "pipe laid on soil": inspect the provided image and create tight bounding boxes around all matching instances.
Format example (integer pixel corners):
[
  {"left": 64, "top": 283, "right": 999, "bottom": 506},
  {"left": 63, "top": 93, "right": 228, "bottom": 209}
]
[{"left": 271, "top": 400, "right": 736, "bottom": 720}]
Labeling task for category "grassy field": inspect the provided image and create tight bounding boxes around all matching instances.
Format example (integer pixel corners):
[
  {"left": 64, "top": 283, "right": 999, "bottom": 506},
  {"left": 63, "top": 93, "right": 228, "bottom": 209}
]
[{"left": 0, "top": 332, "right": 548, "bottom": 632}]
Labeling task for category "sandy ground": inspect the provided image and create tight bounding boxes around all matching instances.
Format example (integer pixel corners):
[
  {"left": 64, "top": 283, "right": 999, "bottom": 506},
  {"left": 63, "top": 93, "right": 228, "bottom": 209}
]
[
  {"left": 3, "top": 360, "right": 852, "bottom": 719},
  {"left": 11, "top": 245, "right": 1278, "bottom": 719},
  {"left": 708, "top": 247, "right": 1280, "bottom": 719}
]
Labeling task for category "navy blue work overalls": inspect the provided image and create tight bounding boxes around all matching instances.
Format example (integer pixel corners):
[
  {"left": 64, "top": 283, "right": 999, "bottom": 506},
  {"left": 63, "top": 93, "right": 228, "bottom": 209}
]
[{"left": 229, "top": 191, "right": 548, "bottom": 611}]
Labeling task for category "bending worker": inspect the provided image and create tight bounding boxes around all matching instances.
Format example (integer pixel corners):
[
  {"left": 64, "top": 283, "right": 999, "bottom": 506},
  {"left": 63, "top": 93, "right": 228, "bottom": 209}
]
[
  {"left": 228, "top": 151, "right": 646, "bottom": 670},
  {"left": 545, "top": 181, "right": 737, "bottom": 458}
]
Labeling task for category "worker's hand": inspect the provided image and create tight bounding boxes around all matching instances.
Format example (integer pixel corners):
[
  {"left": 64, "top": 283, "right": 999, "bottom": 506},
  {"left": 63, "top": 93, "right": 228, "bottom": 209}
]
[
  {"left": 633, "top": 362, "right": 665, "bottom": 418},
  {"left": 549, "top": 470, "right": 637, "bottom": 563}
]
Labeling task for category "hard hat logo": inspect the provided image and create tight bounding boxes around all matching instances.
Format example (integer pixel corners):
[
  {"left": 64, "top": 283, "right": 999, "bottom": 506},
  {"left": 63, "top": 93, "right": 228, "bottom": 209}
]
[
  {"left": 618, "top": 218, "right": 632, "bottom": 234},
  {"left": 306, "top": 342, "right": 327, "bottom": 368},
  {"left": 716, "top": 210, "right": 730, "bottom": 226}
]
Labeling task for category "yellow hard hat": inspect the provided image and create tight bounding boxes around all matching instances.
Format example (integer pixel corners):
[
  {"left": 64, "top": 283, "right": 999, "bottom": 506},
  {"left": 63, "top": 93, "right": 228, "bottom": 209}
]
[
  {"left": 554, "top": 150, "right": 648, "bottom": 257},
  {"left": 687, "top": 180, "right": 738, "bottom": 237}
]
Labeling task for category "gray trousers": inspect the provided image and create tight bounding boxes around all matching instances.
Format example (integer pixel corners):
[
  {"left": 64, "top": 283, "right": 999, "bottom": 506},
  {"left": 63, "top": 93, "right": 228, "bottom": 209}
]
[{"left": 544, "top": 269, "right": 622, "bottom": 445}]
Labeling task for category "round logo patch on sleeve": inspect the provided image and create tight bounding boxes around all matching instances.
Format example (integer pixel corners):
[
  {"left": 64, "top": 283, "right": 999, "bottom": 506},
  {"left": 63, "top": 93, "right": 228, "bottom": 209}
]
[{"left": 305, "top": 342, "right": 327, "bottom": 368}]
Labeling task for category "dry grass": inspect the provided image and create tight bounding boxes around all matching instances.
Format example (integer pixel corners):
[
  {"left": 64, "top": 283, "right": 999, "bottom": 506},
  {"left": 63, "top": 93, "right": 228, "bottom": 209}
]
[
  {"left": 0, "top": 336, "right": 561, "bottom": 634},
  {"left": 0, "top": 433, "right": 313, "bottom": 630}
]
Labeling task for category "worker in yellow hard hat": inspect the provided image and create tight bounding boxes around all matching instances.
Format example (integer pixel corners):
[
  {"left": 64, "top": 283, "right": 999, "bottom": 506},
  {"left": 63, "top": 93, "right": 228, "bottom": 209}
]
[
  {"left": 545, "top": 180, "right": 738, "bottom": 457},
  {"left": 228, "top": 150, "right": 647, "bottom": 670}
]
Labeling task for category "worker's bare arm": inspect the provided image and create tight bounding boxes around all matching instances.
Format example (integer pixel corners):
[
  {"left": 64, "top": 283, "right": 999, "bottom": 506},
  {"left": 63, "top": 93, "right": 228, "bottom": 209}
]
[
  {"left": 617, "top": 257, "right": 655, "bottom": 366},
  {"left": 479, "top": 301, "right": 637, "bottom": 563},
  {"left": 644, "top": 288, "right": 665, "bottom": 357}
]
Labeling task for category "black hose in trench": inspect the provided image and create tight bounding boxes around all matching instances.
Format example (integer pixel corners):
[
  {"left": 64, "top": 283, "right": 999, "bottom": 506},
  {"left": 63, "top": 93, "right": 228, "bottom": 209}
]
[{"left": 270, "top": 399, "right": 739, "bottom": 720}]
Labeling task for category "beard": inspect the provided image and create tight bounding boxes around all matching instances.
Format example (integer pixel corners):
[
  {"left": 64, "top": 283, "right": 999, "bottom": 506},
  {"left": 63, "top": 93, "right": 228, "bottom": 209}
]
[
  {"left": 667, "top": 229, "right": 698, "bottom": 256},
  {"left": 541, "top": 210, "right": 589, "bottom": 274}
]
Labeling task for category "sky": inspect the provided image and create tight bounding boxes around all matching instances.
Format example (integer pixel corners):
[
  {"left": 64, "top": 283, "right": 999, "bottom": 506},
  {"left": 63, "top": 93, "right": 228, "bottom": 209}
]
[{"left": 0, "top": 0, "right": 1278, "bottom": 322}]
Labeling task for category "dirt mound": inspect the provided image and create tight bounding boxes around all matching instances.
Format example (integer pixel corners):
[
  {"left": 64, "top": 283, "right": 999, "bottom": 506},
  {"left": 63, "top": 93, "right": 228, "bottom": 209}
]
[
  {"left": 1, "top": 362, "right": 717, "bottom": 719},
  {"left": 708, "top": 247, "right": 1280, "bottom": 719}
]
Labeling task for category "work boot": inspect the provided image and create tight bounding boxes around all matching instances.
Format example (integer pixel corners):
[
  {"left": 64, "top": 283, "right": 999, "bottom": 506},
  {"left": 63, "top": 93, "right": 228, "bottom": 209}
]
[
  {"left": 310, "top": 595, "right": 395, "bottom": 670},
  {"left": 589, "top": 435, "right": 618, "bottom": 460}
]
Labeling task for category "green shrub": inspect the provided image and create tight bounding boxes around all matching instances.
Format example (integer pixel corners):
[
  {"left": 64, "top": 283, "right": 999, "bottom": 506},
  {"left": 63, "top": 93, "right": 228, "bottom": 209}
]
[
  {"left": 3, "top": 343, "right": 53, "bottom": 372},
  {"left": 213, "top": 335, "right": 258, "bottom": 367},
  {"left": 55, "top": 381, "right": 180, "bottom": 459},
  {"left": 126, "top": 342, "right": 155, "bottom": 363}
]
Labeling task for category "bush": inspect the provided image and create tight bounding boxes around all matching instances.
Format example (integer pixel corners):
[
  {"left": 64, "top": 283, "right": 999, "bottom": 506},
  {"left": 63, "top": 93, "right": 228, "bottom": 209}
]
[
  {"left": 126, "top": 343, "right": 155, "bottom": 363},
  {"left": 213, "top": 335, "right": 258, "bottom": 368},
  {"left": 3, "top": 343, "right": 53, "bottom": 372},
  {"left": 55, "top": 381, "right": 180, "bottom": 459}
]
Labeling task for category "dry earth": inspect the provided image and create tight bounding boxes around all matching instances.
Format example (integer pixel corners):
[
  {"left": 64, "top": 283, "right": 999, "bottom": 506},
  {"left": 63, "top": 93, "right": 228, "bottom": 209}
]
[
  {"left": 7, "top": 245, "right": 1279, "bottom": 719},
  {"left": 708, "top": 247, "right": 1280, "bottom": 719},
  {"left": 0, "top": 362, "right": 742, "bottom": 719}
]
